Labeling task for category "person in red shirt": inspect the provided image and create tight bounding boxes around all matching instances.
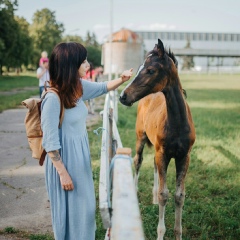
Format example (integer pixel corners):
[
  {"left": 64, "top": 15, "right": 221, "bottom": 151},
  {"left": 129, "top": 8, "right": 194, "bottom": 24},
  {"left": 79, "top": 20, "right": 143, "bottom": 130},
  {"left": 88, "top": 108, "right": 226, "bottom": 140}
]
[{"left": 82, "top": 62, "right": 95, "bottom": 114}]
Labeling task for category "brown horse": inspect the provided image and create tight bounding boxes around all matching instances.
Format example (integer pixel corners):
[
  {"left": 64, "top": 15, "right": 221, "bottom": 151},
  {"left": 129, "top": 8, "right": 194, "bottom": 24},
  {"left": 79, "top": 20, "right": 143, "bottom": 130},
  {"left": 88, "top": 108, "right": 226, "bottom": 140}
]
[{"left": 119, "top": 39, "right": 196, "bottom": 240}]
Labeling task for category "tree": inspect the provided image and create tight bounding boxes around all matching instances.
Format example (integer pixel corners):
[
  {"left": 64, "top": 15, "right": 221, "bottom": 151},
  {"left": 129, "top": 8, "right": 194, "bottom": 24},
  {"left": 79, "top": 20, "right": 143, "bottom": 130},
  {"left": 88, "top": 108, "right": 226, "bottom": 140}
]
[
  {"left": 61, "top": 31, "right": 102, "bottom": 67},
  {"left": 84, "top": 31, "right": 101, "bottom": 66},
  {"left": 29, "top": 8, "right": 64, "bottom": 67},
  {"left": 62, "top": 34, "right": 84, "bottom": 44},
  {"left": 181, "top": 39, "right": 194, "bottom": 70},
  {"left": 86, "top": 45, "right": 101, "bottom": 67},
  {"left": 0, "top": 0, "right": 18, "bottom": 12},
  {"left": 0, "top": 0, "right": 19, "bottom": 74},
  {"left": 85, "top": 31, "right": 99, "bottom": 48},
  {"left": 12, "top": 16, "right": 33, "bottom": 70}
]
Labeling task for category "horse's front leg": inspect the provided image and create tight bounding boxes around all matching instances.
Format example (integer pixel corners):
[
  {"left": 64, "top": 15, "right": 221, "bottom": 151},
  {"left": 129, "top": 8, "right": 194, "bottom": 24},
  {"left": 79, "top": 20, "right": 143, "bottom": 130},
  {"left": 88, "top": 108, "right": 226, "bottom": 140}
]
[
  {"left": 153, "top": 158, "right": 159, "bottom": 204},
  {"left": 133, "top": 132, "right": 147, "bottom": 191},
  {"left": 174, "top": 154, "right": 190, "bottom": 240},
  {"left": 156, "top": 153, "right": 170, "bottom": 240}
]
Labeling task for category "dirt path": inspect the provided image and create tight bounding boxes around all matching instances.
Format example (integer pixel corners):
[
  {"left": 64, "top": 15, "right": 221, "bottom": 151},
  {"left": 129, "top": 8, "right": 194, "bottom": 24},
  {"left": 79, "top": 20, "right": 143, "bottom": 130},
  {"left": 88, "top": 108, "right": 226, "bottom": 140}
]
[{"left": 0, "top": 95, "right": 105, "bottom": 239}]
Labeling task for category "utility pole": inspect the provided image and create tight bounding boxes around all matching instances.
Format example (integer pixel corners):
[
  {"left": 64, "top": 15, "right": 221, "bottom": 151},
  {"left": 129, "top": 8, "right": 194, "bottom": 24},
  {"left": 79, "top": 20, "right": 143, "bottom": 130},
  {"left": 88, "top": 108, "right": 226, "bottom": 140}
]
[{"left": 108, "top": 0, "right": 113, "bottom": 81}]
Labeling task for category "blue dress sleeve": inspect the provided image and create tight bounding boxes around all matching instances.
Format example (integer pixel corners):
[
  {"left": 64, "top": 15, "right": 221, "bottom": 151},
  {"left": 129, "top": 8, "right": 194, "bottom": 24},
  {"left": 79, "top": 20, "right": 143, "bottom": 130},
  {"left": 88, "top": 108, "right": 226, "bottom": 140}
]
[
  {"left": 41, "top": 93, "right": 61, "bottom": 152},
  {"left": 81, "top": 79, "right": 108, "bottom": 101}
]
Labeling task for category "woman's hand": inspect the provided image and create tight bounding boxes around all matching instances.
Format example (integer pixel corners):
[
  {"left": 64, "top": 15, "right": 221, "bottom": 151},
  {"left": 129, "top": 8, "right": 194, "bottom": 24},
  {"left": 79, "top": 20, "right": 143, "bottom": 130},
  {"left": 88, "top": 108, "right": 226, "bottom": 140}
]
[
  {"left": 120, "top": 68, "right": 133, "bottom": 82},
  {"left": 59, "top": 170, "right": 74, "bottom": 191},
  {"left": 107, "top": 68, "right": 134, "bottom": 91},
  {"left": 47, "top": 150, "right": 74, "bottom": 191}
]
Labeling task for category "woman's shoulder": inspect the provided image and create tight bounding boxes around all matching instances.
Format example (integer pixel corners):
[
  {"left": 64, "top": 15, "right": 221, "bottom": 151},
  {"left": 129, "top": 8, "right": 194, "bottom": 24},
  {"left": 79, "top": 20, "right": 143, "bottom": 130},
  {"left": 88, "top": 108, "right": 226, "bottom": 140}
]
[{"left": 42, "top": 91, "right": 60, "bottom": 104}]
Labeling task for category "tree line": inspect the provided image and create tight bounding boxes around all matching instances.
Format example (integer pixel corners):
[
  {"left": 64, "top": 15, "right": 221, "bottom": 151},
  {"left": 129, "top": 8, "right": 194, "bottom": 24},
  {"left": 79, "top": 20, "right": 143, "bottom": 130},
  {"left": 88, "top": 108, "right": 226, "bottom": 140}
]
[{"left": 0, "top": 0, "right": 102, "bottom": 75}]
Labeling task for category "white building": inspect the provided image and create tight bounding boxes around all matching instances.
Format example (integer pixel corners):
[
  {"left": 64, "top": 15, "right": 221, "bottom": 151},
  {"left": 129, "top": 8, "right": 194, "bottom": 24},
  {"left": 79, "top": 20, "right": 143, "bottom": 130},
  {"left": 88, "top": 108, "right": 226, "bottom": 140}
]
[{"left": 136, "top": 31, "right": 240, "bottom": 72}]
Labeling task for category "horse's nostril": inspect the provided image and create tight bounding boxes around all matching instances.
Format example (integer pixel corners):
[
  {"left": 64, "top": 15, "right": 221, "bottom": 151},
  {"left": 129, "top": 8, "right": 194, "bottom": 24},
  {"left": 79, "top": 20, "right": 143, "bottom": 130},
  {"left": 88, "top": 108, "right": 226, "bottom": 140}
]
[{"left": 120, "top": 93, "right": 127, "bottom": 101}]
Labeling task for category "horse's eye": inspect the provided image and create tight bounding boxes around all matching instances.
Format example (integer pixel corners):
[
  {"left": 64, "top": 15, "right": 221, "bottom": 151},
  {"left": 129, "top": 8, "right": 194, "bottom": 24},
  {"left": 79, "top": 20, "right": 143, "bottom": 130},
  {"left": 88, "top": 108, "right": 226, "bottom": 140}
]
[{"left": 148, "top": 69, "right": 155, "bottom": 75}]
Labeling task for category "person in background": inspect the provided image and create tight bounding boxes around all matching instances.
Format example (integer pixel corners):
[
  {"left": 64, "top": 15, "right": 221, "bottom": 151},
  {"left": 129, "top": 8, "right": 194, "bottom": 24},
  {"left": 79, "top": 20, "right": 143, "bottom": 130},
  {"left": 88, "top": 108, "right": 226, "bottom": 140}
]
[
  {"left": 94, "top": 66, "right": 104, "bottom": 82},
  {"left": 41, "top": 42, "right": 133, "bottom": 240},
  {"left": 39, "top": 51, "right": 48, "bottom": 67},
  {"left": 36, "top": 58, "right": 50, "bottom": 97},
  {"left": 82, "top": 62, "right": 95, "bottom": 82},
  {"left": 82, "top": 62, "right": 96, "bottom": 114}
]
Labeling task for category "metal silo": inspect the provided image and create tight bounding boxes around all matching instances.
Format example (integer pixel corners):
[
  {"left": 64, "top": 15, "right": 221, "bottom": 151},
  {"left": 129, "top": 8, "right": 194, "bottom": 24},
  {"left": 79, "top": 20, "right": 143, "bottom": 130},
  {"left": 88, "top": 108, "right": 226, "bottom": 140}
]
[{"left": 102, "top": 28, "right": 144, "bottom": 75}]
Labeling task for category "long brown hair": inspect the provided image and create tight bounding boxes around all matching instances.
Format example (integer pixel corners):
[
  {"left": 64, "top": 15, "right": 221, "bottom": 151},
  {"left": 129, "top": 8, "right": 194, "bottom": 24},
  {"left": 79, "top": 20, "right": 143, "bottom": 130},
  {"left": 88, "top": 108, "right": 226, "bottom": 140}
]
[{"left": 49, "top": 42, "right": 87, "bottom": 108}]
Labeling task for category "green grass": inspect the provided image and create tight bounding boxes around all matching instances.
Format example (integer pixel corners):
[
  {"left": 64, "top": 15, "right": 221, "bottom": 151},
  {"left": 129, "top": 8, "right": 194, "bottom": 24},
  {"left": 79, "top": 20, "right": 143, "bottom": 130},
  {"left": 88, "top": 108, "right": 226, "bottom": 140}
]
[
  {"left": 0, "top": 226, "right": 54, "bottom": 240},
  {"left": 1, "top": 73, "right": 239, "bottom": 239},
  {"left": 90, "top": 73, "right": 240, "bottom": 239},
  {"left": 0, "top": 75, "right": 38, "bottom": 112},
  {"left": 0, "top": 75, "right": 38, "bottom": 91}
]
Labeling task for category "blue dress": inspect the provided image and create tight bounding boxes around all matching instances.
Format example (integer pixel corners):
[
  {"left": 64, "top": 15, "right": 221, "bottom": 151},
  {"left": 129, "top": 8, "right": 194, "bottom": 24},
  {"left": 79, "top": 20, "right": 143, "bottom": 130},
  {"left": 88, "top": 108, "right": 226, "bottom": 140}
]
[{"left": 41, "top": 80, "right": 108, "bottom": 240}]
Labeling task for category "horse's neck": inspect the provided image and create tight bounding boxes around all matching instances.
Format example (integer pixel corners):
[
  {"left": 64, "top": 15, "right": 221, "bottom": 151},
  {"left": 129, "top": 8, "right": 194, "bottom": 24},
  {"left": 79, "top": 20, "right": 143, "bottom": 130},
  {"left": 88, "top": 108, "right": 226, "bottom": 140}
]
[{"left": 163, "top": 80, "right": 188, "bottom": 126}]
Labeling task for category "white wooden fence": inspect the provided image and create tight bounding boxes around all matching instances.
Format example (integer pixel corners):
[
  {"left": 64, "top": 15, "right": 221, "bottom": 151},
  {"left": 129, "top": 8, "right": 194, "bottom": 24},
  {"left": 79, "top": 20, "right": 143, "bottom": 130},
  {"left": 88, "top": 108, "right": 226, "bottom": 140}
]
[{"left": 99, "top": 90, "right": 144, "bottom": 240}]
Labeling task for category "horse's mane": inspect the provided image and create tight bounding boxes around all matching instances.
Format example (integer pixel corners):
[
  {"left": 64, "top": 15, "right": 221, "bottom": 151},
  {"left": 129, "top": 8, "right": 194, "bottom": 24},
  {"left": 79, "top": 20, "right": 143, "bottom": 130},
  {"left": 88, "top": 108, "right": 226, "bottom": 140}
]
[
  {"left": 148, "top": 48, "right": 178, "bottom": 68},
  {"left": 167, "top": 49, "right": 178, "bottom": 68}
]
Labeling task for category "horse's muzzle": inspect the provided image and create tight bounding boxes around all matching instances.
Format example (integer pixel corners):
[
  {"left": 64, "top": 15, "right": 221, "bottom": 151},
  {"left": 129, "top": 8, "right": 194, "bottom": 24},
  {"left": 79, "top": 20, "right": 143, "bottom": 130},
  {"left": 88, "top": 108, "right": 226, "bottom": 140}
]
[{"left": 119, "top": 93, "right": 133, "bottom": 106}]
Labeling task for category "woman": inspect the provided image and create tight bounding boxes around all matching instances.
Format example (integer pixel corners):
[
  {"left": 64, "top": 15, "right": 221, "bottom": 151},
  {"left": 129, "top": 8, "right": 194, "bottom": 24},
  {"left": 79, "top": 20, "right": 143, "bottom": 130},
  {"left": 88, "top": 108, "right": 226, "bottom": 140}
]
[{"left": 41, "top": 42, "right": 133, "bottom": 240}]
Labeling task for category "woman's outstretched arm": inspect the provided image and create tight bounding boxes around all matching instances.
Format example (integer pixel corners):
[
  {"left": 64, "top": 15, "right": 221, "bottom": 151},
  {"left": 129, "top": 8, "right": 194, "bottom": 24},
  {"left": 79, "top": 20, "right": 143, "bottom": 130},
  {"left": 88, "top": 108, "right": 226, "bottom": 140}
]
[{"left": 107, "top": 68, "right": 133, "bottom": 91}]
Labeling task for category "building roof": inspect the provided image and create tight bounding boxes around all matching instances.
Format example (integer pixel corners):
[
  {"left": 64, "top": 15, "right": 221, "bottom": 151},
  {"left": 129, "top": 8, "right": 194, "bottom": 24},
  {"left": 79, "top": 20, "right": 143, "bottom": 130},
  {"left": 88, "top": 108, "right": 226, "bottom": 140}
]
[{"left": 106, "top": 28, "right": 142, "bottom": 43}]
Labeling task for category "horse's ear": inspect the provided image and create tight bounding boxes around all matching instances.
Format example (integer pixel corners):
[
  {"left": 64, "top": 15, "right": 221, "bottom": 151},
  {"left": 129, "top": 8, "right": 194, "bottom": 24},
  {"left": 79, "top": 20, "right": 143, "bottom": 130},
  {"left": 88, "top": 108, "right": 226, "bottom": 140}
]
[{"left": 157, "top": 39, "right": 164, "bottom": 58}]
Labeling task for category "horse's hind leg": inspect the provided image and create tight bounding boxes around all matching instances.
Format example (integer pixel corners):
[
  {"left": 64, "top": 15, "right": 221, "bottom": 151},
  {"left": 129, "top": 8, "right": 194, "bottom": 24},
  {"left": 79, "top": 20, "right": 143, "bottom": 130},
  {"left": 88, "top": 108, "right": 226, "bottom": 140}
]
[
  {"left": 156, "top": 153, "right": 170, "bottom": 240},
  {"left": 133, "top": 132, "right": 147, "bottom": 191},
  {"left": 174, "top": 154, "right": 190, "bottom": 240}
]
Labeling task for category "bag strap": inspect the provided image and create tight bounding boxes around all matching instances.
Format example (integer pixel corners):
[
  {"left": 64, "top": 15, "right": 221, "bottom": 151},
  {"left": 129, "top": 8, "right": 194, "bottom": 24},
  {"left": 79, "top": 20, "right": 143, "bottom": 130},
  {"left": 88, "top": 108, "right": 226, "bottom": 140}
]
[
  {"left": 39, "top": 150, "right": 47, "bottom": 166},
  {"left": 39, "top": 87, "right": 64, "bottom": 166},
  {"left": 42, "top": 87, "right": 65, "bottom": 128}
]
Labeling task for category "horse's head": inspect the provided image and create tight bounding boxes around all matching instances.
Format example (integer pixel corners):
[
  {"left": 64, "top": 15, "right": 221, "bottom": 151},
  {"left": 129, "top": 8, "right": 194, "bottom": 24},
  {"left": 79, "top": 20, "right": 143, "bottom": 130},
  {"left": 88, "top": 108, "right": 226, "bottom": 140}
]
[{"left": 119, "top": 38, "right": 178, "bottom": 106}]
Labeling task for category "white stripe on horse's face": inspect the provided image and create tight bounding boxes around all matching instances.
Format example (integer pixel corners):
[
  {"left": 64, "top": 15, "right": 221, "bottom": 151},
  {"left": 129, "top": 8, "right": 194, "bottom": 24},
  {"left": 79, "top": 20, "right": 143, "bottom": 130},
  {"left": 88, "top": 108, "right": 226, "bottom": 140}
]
[{"left": 120, "top": 54, "right": 152, "bottom": 97}]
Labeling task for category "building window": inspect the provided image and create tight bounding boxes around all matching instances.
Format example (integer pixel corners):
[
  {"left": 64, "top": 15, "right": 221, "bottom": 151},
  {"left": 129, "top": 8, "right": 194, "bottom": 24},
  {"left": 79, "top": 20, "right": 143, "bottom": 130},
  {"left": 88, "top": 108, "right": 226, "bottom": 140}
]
[
  {"left": 223, "top": 34, "right": 228, "bottom": 41},
  {"left": 213, "top": 34, "right": 218, "bottom": 41},
  {"left": 162, "top": 32, "right": 167, "bottom": 40},
  {"left": 180, "top": 32, "right": 184, "bottom": 40},
  {"left": 233, "top": 34, "right": 238, "bottom": 41},
  {"left": 150, "top": 32, "right": 154, "bottom": 39},
  {"left": 166, "top": 32, "right": 170, "bottom": 40},
  {"left": 174, "top": 32, "right": 178, "bottom": 40},
  {"left": 206, "top": 33, "right": 209, "bottom": 40},
  {"left": 158, "top": 32, "right": 162, "bottom": 39},
  {"left": 218, "top": 34, "right": 222, "bottom": 41},
  {"left": 209, "top": 33, "right": 213, "bottom": 41},
  {"left": 227, "top": 34, "right": 231, "bottom": 41},
  {"left": 193, "top": 33, "right": 197, "bottom": 40}
]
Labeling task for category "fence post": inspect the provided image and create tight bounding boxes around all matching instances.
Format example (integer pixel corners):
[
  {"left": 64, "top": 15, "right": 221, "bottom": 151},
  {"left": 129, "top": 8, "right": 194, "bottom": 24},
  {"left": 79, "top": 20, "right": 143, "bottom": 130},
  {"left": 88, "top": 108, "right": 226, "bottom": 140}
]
[
  {"left": 110, "top": 148, "right": 145, "bottom": 240},
  {"left": 99, "top": 94, "right": 111, "bottom": 229},
  {"left": 99, "top": 93, "right": 145, "bottom": 240}
]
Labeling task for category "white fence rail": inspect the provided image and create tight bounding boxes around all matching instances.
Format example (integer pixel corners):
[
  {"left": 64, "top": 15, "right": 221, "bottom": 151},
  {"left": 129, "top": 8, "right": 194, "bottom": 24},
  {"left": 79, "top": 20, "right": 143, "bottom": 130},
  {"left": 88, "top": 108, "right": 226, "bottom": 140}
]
[{"left": 99, "top": 90, "right": 144, "bottom": 239}]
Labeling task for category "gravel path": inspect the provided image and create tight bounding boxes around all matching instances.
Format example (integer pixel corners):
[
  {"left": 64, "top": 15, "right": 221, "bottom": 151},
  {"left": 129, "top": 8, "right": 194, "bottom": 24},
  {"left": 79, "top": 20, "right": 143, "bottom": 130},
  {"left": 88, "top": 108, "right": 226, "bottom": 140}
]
[{"left": 0, "top": 95, "right": 105, "bottom": 239}]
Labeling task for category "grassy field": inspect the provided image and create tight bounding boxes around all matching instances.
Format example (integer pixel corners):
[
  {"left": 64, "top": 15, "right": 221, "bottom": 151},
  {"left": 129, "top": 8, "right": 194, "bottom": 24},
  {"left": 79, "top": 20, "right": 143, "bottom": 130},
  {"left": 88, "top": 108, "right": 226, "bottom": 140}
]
[
  {"left": 90, "top": 73, "right": 240, "bottom": 239},
  {"left": 0, "top": 75, "right": 38, "bottom": 112},
  {"left": 1, "top": 73, "right": 239, "bottom": 239}
]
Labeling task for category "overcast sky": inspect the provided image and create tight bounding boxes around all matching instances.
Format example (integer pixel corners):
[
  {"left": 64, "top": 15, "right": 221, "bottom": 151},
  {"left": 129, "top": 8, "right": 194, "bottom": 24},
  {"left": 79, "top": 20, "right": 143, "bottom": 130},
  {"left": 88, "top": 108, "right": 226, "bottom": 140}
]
[{"left": 16, "top": 0, "right": 240, "bottom": 43}]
